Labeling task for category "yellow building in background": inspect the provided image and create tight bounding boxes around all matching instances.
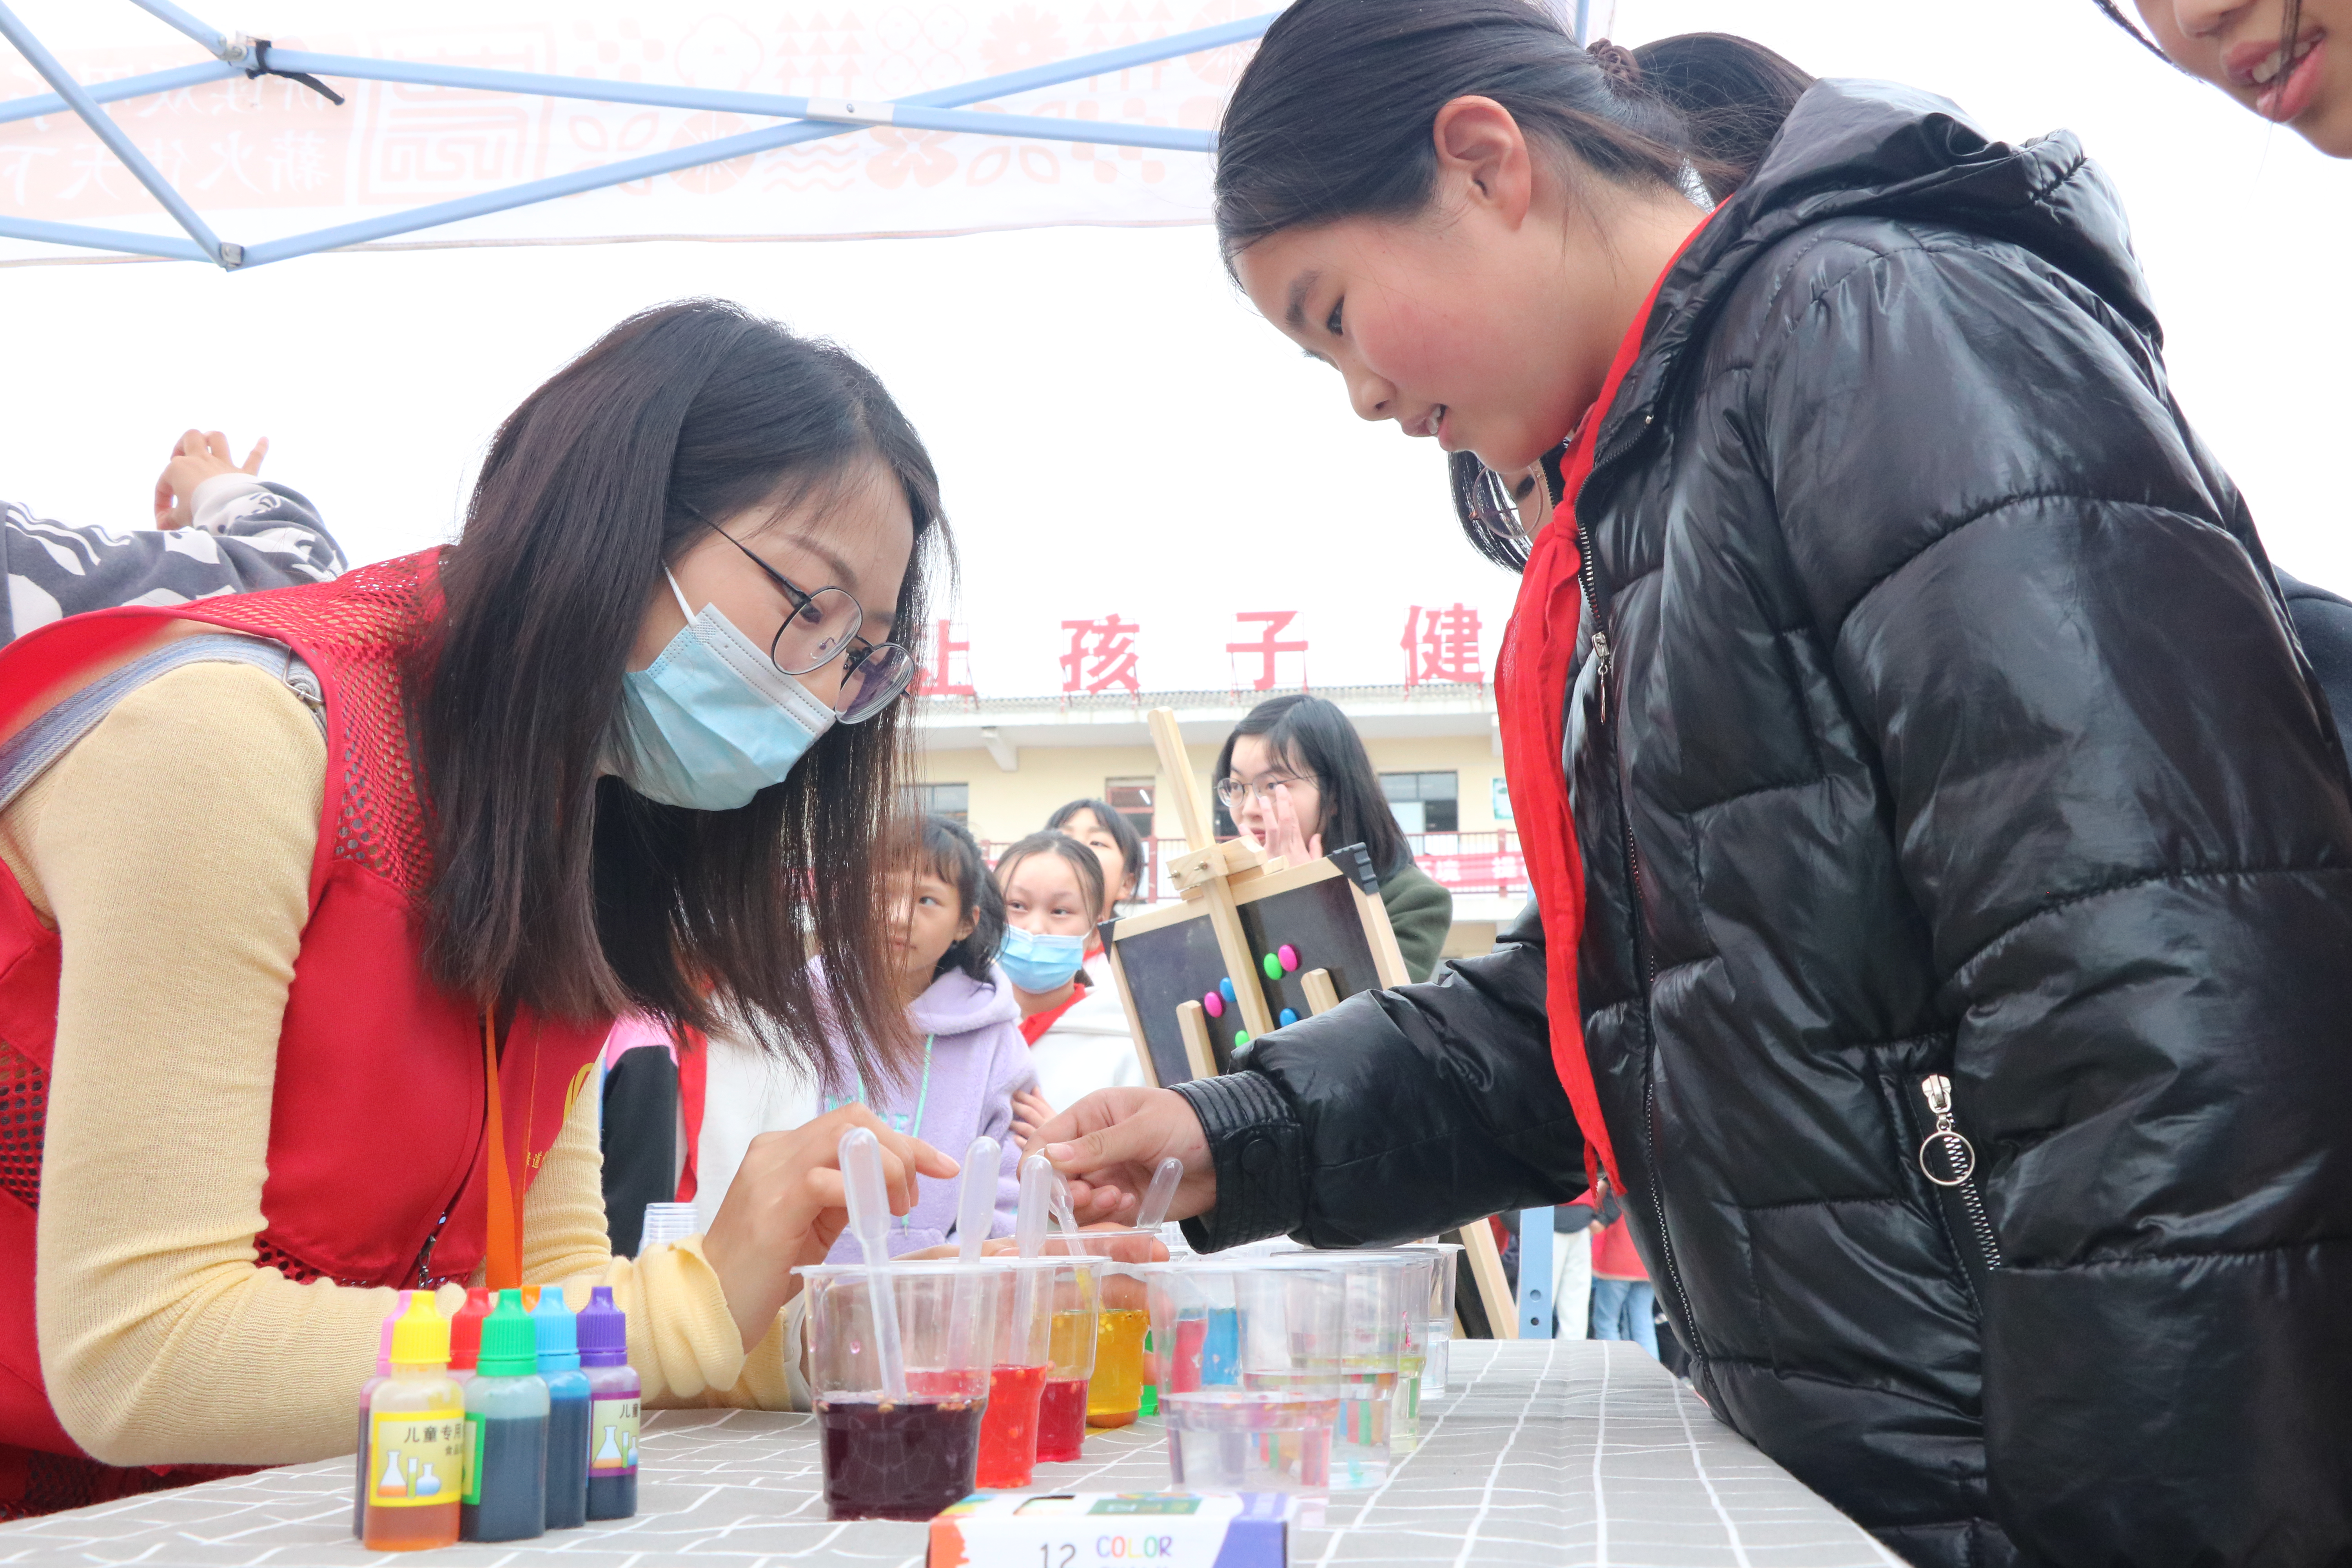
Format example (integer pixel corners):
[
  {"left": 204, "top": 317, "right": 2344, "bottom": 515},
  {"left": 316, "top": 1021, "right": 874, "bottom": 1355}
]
[{"left": 910, "top": 682, "right": 1527, "bottom": 962}]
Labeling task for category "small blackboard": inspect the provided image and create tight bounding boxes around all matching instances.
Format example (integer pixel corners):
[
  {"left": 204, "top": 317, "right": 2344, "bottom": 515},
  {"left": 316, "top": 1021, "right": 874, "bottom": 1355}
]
[{"left": 1103, "top": 845, "right": 1406, "bottom": 1088}]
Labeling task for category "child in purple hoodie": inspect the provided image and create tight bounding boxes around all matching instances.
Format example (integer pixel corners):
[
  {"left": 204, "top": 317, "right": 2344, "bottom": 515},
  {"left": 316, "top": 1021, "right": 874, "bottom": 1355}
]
[{"left": 821, "top": 815, "right": 1036, "bottom": 1261}]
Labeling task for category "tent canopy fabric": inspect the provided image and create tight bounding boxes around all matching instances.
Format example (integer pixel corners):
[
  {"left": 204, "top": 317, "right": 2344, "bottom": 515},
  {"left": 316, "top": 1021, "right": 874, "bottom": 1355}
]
[{"left": 0, "top": 0, "right": 1272, "bottom": 268}]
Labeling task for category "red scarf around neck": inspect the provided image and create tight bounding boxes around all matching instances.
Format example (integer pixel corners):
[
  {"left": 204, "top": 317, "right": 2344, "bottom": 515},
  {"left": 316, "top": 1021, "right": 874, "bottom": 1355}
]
[{"left": 1494, "top": 219, "right": 1706, "bottom": 1192}]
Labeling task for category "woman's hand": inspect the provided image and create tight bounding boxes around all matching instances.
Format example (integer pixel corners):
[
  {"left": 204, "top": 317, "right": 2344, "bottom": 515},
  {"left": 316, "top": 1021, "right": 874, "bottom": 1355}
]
[
  {"left": 1010, "top": 1087, "right": 1056, "bottom": 1149},
  {"left": 1257, "top": 781, "right": 1323, "bottom": 866},
  {"left": 698, "top": 1103, "right": 959, "bottom": 1352},
  {"left": 1031, "top": 1087, "right": 1215, "bottom": 1226},
  {"left": 153, "top": 429, "right": 266, "bottom": 529}
]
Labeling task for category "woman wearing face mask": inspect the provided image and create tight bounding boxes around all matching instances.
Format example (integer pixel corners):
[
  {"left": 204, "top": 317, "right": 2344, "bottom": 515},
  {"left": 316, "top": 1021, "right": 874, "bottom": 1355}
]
[
  {"left": 1213, "top": 693, "right": 1453, "bottom": 983},
  {"left": 1033, "top": 8, "right": 2352, "bottom": 1564},
  {"left": 0, "top": 300, "right": 958, "bottom": 1514},
  {"left": 994, "top": 831, "right": 1142, "bottom": 1119}
]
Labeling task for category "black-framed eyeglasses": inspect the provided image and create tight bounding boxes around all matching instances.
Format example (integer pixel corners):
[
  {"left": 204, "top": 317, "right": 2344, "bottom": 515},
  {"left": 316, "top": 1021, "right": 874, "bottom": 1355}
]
[
  {"left": 1214, "top": 773, "right": 1318, "bottom": 809},
  {"left": 711, "top": 525, "right": 915, "bottom": 723}
]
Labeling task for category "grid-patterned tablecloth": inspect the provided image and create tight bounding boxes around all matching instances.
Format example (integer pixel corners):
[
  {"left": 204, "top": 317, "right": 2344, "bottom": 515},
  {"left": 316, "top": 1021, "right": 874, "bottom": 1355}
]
[{"left": 0, "top": 1341, "right": 1900, "bottom": 1566}]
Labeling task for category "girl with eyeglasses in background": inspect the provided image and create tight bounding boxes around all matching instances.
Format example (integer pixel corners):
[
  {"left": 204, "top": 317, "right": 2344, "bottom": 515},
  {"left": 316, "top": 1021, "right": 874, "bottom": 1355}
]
[
  {"left": 0, "top": 299, "right": 961, "bottom": 1513},
  {"left": 1213, "top": 693, "right": 1452, "bottom": 983}
]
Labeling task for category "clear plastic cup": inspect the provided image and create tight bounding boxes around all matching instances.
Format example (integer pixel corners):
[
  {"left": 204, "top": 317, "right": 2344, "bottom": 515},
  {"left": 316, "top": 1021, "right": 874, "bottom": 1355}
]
[
  {"left": 1036, "top": 1257, "right": 1098, "bottom": 1464},
  {"left": 1145, "top": 1261, "right": 1347, "bottom": 1494},
  {"left": 974, "top": 1260, "right": 1057, "bottom": 1490},
  {"left": 1398, "top": 1243, "right": 1463, "bottom": 1398},
  {"left": 1253, "top": 1253, "right": 1412, "bottom": 1488},
  {"left": 1043, "top": 1229, "right": 1160, "bottom": 1429},
  {"left": 797, "top": 1261, "right": 998, "bottom": 1520}
]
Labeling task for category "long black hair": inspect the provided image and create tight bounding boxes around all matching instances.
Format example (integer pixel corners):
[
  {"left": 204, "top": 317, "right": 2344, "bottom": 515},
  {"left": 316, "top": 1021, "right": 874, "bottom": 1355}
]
[
  {"left": 909, "top": 813, "right": 1004, "bottom": 985},
  {"left": 1213, "top": 694, "right": 1411, "bottom": 881},
  {"left": 418, "top": 299, "right": 944, "bottom": 1092},
  {"left": 1212, "top": 0, "right": 1809, "bottom": 575}
]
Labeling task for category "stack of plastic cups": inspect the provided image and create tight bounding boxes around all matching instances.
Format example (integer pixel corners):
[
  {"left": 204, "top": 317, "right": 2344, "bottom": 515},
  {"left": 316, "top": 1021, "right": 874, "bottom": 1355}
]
[
  {"left": 799, "top": 1259, "right": 999, "bottom": 1520},
  {"left": 973, "top": 1260, "right": 1053, "bottom": 1490},
  {"left": 1046, "top": 1228, "right": 1160, "bottom": 1430},
  {"left": 1035, "top": 1257, "right": 1099, "bottom": 1463},
  {"left": 638, "top": 1202, "right": 698, "bottom": 1252},
  {"left": 1145, "top": 1260, "right": 1346, "bottom": 1493}
]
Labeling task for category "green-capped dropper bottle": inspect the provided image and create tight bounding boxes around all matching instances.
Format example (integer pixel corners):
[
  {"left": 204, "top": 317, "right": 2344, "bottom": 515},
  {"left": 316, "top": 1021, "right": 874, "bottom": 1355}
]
[{"left": 459, "top": 1290, "right": 548, "bottom": 1543}]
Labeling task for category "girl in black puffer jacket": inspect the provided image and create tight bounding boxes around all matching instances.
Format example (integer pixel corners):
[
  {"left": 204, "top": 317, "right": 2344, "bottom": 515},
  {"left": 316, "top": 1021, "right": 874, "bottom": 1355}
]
[{"left": 1034, "top": 4, "right": 2352, "bottom": 1565}]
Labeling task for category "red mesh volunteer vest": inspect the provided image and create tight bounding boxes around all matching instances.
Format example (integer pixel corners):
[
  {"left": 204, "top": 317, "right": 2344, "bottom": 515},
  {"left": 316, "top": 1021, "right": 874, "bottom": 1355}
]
[{"left": 0, "top": 550, "right": 608, "bottom": 1478}]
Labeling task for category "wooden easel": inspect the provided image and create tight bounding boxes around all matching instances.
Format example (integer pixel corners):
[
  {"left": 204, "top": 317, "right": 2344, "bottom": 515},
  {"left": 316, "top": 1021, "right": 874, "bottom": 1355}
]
[{"left": 1105, "top": 708, "right": 1517, "bottom": 1339}]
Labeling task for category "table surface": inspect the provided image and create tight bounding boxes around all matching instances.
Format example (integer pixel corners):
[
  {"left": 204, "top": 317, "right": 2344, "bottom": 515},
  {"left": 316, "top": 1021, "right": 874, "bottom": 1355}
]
[{"left": 0, "top": 1341, "right": 1901, "bottom": 1567}]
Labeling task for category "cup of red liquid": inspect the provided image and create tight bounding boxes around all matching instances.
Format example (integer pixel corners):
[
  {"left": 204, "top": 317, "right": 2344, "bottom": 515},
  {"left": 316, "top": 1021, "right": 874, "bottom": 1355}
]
[
  {"left": 798, "top": 1260, "right": 1000, "bottom": 1521},
  {"left": 1035, "top": 1257, "right": 1099, "bottom": 1465},
  {"left": 971, "top": 1259, "right": 1061, "bottom": 1490}
]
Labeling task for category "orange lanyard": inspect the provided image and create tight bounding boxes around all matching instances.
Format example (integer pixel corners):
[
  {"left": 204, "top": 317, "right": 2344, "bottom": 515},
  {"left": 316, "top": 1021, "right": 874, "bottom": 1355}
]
[{"left": 481, "top": 1010, "right": 524, "bottom": 1291}]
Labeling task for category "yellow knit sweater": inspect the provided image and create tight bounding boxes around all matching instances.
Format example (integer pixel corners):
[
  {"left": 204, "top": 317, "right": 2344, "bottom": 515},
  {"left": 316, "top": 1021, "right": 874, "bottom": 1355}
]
[{"left": 0, "top": 660, "right": 801, "bottom": 1469}]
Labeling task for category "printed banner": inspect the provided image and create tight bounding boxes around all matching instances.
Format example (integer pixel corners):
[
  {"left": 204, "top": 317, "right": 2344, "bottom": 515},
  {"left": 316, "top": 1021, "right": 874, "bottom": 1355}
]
[{"left": 0, "top": 1, "right": 1261, "bottom": 260}]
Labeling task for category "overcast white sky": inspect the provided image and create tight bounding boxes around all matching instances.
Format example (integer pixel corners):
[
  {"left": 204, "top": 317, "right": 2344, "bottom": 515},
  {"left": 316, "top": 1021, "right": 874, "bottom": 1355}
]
[{"left": 2, "top": 0, "right": 2345, "bottom": 693}]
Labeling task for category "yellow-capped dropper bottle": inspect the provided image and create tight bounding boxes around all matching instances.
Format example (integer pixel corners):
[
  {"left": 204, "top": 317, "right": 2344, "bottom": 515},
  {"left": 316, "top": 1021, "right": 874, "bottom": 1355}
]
[{"left": 361, "top": 1295, "right": 465, "bottom": 1551}]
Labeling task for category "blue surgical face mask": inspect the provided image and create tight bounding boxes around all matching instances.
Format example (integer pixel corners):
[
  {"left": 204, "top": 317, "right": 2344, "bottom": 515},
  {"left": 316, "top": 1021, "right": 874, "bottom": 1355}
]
[
  {"left": 610, "top": 572, "right": 838, "bottom": 811},
  {"left": 998, "top": 926, "right": 1088, "bottom": 993}
]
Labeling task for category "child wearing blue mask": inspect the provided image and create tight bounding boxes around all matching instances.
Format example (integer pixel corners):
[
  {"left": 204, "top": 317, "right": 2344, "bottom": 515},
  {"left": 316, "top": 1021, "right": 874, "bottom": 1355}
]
[
  {"left": 816, "top": 815, "right": 1034, "bottom": 1259},
  {"left": 996, "top": 830, "right": 1143, "bottom": 1115}
]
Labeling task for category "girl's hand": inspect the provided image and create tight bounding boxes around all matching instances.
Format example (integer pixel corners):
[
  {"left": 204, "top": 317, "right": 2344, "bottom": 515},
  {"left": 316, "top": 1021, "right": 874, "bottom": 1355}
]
[
  {"left": 698, "top": 1103, "right": 959, "bottom": 1352},
  {"left": 1010, "top": 1087, "right": 1056, "bottom": 1149},
  {"left": 153, "top": 429, "right": 266, "bottom": 529},
  {"left": 1031, "top": 1088, "right": 1214, "bottom": 1226},
  {"left": 1259, "top": 782, "right": 1323, "bottom": 866}
]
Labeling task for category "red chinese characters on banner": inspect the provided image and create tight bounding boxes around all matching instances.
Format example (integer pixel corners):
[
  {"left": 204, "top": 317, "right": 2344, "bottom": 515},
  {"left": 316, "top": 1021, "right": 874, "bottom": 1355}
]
[
  {"left": 1401, "top": 604, "right": 1485, "bottom": 686},
  {"left": 914, "top": 619, "right": 975, "bottom": 697},
  {"left": 1225, "top": 610, "right": 1308, "bottom": 691},
  {"left": 1060, "top": 616, "right": 1140, "bottom": 694}
]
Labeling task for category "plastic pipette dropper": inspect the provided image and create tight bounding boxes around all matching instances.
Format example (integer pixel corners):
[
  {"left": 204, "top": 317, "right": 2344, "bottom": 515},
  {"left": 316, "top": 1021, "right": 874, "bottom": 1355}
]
[
  {"left": 838, "top": 1126, "right": 908, "bottom": 1401},
  {"left": 1135, "top": 1157, "right": 1185, "bottom": 1232},
  {"left": 956, "top": 1135, "right": 1001, "bottom": 1263},
  {"left": 1016, "top": 1152, "right": 1056, "bottom": 1259}
]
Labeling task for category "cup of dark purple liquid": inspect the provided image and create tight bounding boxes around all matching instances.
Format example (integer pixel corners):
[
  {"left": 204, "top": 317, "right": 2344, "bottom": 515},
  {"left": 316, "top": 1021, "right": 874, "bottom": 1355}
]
[{"left": 797, "top": 1260, "right": 1002, "bottom": 1521}]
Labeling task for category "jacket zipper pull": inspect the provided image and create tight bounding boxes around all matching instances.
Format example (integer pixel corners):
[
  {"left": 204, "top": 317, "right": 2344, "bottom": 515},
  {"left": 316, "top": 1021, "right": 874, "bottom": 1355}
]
[
  {"left": 1918, "top": 1074, "right": 2004, "bottom": 1272},
  {"left": 1591, "top": 631, "right": 1613, "bottom": 724},
  {"left": 1918, "top": 1074, "right": 1971, "bottom": 1185}
]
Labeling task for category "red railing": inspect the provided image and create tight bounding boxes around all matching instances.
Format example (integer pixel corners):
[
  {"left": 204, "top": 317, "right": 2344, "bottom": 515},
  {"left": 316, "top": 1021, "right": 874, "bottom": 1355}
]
[{"left": 978, "top": 830, "right": 1526, "bottom": 903}]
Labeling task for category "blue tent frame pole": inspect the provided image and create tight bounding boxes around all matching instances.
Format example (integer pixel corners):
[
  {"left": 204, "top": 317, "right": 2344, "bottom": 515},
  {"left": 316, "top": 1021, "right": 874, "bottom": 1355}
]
[
  {"left": 0, "top": 2, "right": 229, "bottom": 264},
  {"left": 1518, "top": 1209, "right": 1555, "bottom": 1339},
  {"left": 1575, "top": 0, "right": 1593, "bottom": 44},
  {"left": 0, "top": 213, "right": 211, "bottom": 261},
  {"left": 1, "top": 7, "right": 1272, "bottom": 270},
  {"left": 0, "top": 60, "right": 242, "bottom": 128},
  {"left": 256, "top": 51, "right": 1215, "bottom": 152},
  {"left": 122, "top": 0, "right": 224, "bottom": 54}
]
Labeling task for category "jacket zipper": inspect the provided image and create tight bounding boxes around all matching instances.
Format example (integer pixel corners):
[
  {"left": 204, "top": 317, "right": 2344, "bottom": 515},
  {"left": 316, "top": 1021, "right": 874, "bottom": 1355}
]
[
  {"left": 1917, "top": 1074, "right": 2002, "bottom": 1300},
  {"left": 1575, "top": 502, "right": 1699, "bottom": 1360}
]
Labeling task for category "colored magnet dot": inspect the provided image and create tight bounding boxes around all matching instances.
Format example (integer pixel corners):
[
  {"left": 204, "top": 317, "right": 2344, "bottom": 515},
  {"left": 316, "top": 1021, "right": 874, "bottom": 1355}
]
[
  {"left": 1262, "top": 952, "right": 1282, "bottom": 981},
  {"left": 1278, "top": 944, "right": 1299, "bottom": 973},
  {"left": 1279, "top": 1008, "right": 1298, "bottom": 1027},
  {"left": 1220, "top": 977, "right": 1236, "bottom": 1003},
  {"left": 1234, "top": 1031, "right": 1251, "bottom": 1049},
  {"left": 1203, "top": 992, "right": 1224, "bottom": 1019}
]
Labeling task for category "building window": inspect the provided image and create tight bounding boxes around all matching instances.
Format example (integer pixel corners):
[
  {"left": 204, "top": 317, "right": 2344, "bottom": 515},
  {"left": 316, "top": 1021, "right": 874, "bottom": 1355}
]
[
  {"left": 908, "top": 781, "right": 969, "bottom": 822},
  {"left": 1379, "top": 771, "right": 1459, "bottom": 834},
  {"left": 1106, "top": 777, "right": 1155, "bottom": 840}
]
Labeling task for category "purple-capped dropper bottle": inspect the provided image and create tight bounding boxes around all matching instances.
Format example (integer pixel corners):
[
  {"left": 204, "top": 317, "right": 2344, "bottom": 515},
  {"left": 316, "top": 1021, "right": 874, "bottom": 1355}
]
[{"left": 578, "top": 1286, "right": 639, "bottom": 1519}]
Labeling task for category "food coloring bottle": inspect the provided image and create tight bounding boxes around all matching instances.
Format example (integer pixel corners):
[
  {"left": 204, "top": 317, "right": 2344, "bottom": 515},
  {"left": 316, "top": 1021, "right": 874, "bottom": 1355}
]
[
  {"left": 352, "top": 1292, "right": 408, "bottom": 1540},
  {"left": 362, "top": 1295, "right": 465, "bottom": 1552},
  {"left": 578, "top": 1286, "right": 640, "bottom": 1520},
  {"left": 534, "top": 1290, "right": 591, "bottom": 1530},
  {"left": 460, "top": 1291, "right": 549, "bottom": 1543},
  {"left": 448, "top": 1287, "right": 492, "bottom": 1389}
]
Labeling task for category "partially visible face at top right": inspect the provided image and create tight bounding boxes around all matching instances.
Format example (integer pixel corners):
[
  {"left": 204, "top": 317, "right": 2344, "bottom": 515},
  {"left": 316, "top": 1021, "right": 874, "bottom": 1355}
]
[{"left": 2133, "top": 0, "right": 2352, "bottom": 155}]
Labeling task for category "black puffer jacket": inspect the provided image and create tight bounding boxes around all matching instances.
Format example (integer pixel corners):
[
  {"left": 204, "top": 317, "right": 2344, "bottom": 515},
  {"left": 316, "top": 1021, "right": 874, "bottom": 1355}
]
[{"left": 1174, "top": 81, "right": 2352, "bottom": 1568}]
